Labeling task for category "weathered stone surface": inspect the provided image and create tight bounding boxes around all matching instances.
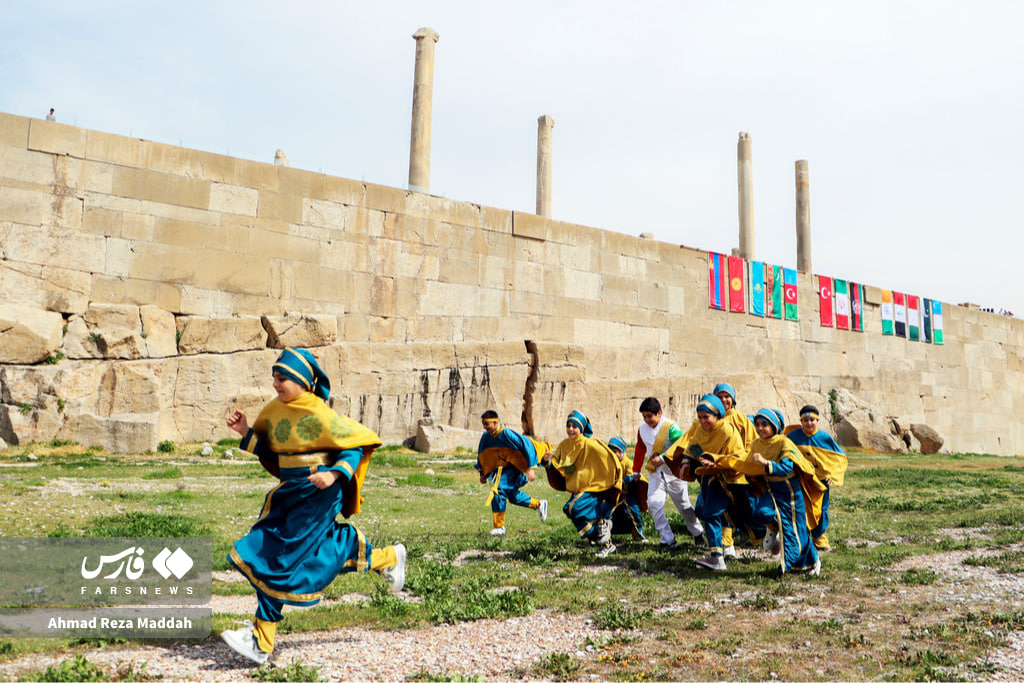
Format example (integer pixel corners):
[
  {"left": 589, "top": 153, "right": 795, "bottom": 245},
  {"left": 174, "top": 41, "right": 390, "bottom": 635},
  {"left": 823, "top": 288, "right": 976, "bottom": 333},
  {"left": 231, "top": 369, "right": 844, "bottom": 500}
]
[
  {"left": 0, "top": 437, "right": 7, "bottom": 450},
  {"left": 832, "top": 388, "right": 907, "bottom": 452},
  {"left": 61, "top": 412, "right": 159, "bottom": 453},
  {"left": 64, "top": 304, "right": 144, "bottom": 360},
  {"left": 139, "top": 305, "right": 177, "bottom": 358},
  {"left": 413, "top": 418, "right": 479, "bottom": 453},
  {"left": 176, "top": 316, "right": 266, "bottom": 355},
  {"left": 0, "top": 305, "right": 63, "bottom": 363},
  {"left": 910, "top": 423, "right": 945, "bottom": 454},
  {"left": 262, "top": 314, "right": 338, "bottom": 348}
]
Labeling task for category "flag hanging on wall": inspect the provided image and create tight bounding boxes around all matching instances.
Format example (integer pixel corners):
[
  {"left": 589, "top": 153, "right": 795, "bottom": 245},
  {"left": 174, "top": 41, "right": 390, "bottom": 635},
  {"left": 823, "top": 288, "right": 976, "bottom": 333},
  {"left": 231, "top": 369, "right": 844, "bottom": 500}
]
[
  {"left": 749, "top": 261, "right": 766, "bottom": 317},
  {"left": 783, "top": 268, "right": 799, "bottom": 321},
  {"left": 932, "top": 300, "right": 944, "bottom": 344},
  {"left": 881, "top": 289, "right": 894, "bottom": 335},
  {"left": 834, "top": 279, "right": 850, "bottom": 330},
  {"left": 768, "top": 265, "right": 783, "bottom": 319},
  {"left": 728, "top": 255, "right": 746, "bottom": 313},
  {"left": 894, "top": 291, "right": 907, "bottom": 337},
  {"left": 922, "top": 298, "right": 933, "bottom": 343},
  {"left": 908, "top": 295, "right": 921, "bottom": 341},
  {"left": 850, "top": 282, "right": 864, "bottom": 332},
  {"left": 818, "top": 275, "right": 833, "bottom": 326},
  {"left": 708, "top": 252, "right": 727, "bottom": 310}
]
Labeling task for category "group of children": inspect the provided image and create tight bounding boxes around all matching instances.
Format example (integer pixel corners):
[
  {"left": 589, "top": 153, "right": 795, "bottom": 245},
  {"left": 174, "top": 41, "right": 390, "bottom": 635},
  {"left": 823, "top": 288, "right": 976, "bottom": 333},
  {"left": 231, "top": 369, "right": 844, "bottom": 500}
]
[
  {"left": 474, "top": 385, "right": 847, "bottom": 577},
  {"left": 220, "top": 348, "right": 846, "bottom": 666}
]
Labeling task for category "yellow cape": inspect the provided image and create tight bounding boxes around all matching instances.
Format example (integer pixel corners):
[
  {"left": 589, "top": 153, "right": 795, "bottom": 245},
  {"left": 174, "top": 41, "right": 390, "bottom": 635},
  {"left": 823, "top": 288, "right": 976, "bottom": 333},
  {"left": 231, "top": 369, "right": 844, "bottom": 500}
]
[
  {"left": 550, "top": 436, "right": 623, "bottom": 494},
  {"left": 667, "top": 418, "right": 747, "bottom": 484},
  {"left": 250, "top": 392, "right": 382, "bottom": 514}
]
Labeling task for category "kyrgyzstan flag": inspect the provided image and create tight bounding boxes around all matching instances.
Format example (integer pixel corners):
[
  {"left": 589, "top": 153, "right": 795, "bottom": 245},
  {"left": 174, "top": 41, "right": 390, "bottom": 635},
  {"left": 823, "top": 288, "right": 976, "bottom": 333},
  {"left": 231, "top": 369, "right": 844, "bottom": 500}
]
[
  {"left": 834, "top": 279, "right": 850, "bottom": 330},
  {"left": 708, "top": 252, "right": 727, "bottom": 310},
  {"left": 893, "top": 291, "right": 907, "bottom": 337},
  {"left": 932, "top": 300, "right": 944, "bottom": 344},
  {"left": 818, "top": 275, "right": 833, "bottom": 326},
  {"left": 728, "top": 255, "right": 745, "bottom": 313},
  {"left": 908, "top": 295, "right": 921, "bottom": 341},
  {"left": 783, "top": 268, "right": 798, "bottom": 321},
  {"left": 850, "top": 282, "right": 864, "bottom": 332},
  {"left": 881, "top": 290, "right": 895, "bottom": 335}
]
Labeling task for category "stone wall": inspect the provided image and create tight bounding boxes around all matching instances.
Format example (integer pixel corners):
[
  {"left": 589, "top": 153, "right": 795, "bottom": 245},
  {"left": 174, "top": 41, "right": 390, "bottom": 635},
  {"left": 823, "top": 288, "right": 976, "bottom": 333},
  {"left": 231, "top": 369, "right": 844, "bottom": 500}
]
[{"left": 1, "top": 112, "right": 1021, "bottom": 454}]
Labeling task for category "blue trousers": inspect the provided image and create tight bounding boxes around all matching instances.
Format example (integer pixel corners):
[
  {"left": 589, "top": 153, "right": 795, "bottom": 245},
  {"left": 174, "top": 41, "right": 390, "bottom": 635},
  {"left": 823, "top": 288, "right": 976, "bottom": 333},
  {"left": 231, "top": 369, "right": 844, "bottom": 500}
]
[{"left": 563, "top": 490, "right": 616, "bottom": 543}]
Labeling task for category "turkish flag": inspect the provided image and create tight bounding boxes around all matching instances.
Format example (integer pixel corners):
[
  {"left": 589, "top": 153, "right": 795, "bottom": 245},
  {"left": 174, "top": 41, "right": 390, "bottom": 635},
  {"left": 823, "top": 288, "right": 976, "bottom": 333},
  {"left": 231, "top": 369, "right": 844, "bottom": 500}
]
[{"left": 818, "top": 276, "right": 833, "bottom": 327}]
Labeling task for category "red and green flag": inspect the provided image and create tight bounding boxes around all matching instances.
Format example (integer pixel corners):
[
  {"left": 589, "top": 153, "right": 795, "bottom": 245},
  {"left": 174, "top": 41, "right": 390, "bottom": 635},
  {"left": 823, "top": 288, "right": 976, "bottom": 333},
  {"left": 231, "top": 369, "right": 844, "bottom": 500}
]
[{"left": 850, "top": 282, "right": 864, "bottom": 332}]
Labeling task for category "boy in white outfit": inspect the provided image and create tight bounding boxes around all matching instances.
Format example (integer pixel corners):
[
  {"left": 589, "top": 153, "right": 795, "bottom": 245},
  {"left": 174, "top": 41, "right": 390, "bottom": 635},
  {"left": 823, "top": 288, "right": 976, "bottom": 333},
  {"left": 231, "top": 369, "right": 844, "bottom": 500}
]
[{"left": 631, "top": 397, "right": 704, "bottom": 548}]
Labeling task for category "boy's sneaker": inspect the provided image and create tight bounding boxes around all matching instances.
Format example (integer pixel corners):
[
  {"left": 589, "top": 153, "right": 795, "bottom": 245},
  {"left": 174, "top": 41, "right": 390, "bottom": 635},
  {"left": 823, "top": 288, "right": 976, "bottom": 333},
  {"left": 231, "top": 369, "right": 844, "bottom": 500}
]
[
  {"left": 695, "top": 554, "right": 726, "bottom": 571},
  {"left": 221, "top": 620, "right": 270, "bottom": 665},
  {"left": 490, "top": 527, "right": 506, "bottom": 537},
  {"left": 596, "top": 519, "right": 612, "bottom": 546},
  {"left": 381, "top": 543, "right": 406, "bottom": 593},
  {"left": 538, "top": 500, "right": 548, "bottom": 523},
  {"left": 810, "top": 559, "right": 822, "bottom": 576},
  {"left": 595, "top": 542, "right": 617, "bottom": 558},
  {"left": 762, "top": 530, "right": 779, "bottom": 553},
  {"left": 723, "top": 545, "right": 737, "bottom": 558}
]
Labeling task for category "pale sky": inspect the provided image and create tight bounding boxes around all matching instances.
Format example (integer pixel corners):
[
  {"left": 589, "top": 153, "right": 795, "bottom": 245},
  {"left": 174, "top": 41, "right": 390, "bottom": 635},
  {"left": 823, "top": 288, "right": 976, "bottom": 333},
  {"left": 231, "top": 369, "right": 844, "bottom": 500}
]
[{"left": 3, "top": 1, "right": 1022, "bottom": 318}]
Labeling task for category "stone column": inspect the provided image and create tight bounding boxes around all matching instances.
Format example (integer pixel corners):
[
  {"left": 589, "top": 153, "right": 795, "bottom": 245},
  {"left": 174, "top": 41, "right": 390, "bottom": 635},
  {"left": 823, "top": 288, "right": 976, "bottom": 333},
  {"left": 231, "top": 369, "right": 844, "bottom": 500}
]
[
  {"left": 795, "top": 160, "right": 812, "bottom": 273},
  {"left": 408, "top": 27, "right": 440, "bottom": 193},
  {"left": 737, "top": 132, "right": 754, "bottom": 259},
  {"left": 536, "top": 115, "right": 554, "bottom": 217}
]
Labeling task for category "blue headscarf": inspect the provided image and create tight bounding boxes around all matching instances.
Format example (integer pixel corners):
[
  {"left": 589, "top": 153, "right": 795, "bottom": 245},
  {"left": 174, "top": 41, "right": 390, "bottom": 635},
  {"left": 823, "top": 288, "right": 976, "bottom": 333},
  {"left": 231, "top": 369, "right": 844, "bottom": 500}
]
[
  {"left": 753, "top": 408, "right": 782, "bottom": 435},
  {"left": 773, "top": 409, "right": 786, "bottom": 432},
  {"left": 273, "top": 347, "right": 331, "bottom": 401},
  {"left": 712, "top": 383, "right": 737, "bottom": 407},
  {"left": 608, "top": 436, "right": 628, "bottom": 454},
  {"left": 696, "top": 394, "right": 725, "bottom": 419},
  {"left": 567, "top": 410, "right": 594, "bottom": 437}
]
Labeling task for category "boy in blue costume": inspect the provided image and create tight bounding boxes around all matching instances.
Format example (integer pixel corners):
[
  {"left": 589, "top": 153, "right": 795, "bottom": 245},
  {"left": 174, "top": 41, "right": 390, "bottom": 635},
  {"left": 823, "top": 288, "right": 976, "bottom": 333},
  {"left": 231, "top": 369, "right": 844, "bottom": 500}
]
[
  {"left": 542, "top": 410, "right": 624, "bottom": 558},
  {"left": 666, "top": 395, "right": 747, "bottom": 571},
  {"left": 476, "top": 410, "right": 548, "bottom": 537},
  {"left": 785, "top": 404, "right": 847, "bottom": 552},
  {"left": 608, "top": 436, "right": 647, "bottom": 543},
  {"left": 220, "top": 348, "right": 406, "bottom": 665}
]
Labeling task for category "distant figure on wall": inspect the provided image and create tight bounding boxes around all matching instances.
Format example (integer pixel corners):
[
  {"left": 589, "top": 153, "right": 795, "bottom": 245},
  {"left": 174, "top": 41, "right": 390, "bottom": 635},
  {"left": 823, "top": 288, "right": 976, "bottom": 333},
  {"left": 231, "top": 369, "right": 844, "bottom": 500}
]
[{"left": 45, "top": 108, "right": 55, "bottom": 122}]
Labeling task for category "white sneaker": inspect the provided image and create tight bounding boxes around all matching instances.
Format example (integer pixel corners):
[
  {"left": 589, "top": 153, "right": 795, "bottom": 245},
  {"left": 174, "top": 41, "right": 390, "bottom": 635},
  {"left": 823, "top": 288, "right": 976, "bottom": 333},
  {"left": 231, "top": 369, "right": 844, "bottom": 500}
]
[
  {"left": 380, "top": 543, "right": 406, "bottom": 593},
  {"left": 490, "top": 527, "right": 506, "bottom": 537},
  {"left": 595, "top": 542, "right": 617, "bottom": 558},
  {"left": 810, "top": 559, "right": 822, "bottom": 576},
  {"left": 762, "top": 530, "right": 779, "bottom": 553},
  {"left": 723, "top": 545, "right": 737, "bottom": 558},
  {"left": 695, "top": 554, "right": 726, "bottom": 571},
  {"left": 596, "top": 519, "right": 612, "bottom": 546},
  {"left": 538, "top": 499, "right": 548, "bottom": 523},
  {"left": 220, "top": 620, "right": 269, "bottom": 665}
]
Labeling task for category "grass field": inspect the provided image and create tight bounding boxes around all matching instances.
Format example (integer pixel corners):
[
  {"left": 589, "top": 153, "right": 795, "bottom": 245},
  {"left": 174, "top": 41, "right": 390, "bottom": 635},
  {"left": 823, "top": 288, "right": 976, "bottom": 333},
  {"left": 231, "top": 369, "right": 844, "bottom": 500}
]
[{"left": 1, "top": 439, "right": 1022, "bottom": 681}]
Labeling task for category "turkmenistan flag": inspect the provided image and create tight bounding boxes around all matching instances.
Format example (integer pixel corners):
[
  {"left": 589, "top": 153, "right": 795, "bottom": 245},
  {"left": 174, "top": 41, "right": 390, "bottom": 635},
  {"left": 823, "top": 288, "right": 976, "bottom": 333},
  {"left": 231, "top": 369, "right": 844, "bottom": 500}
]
[
  {"left": 750, "top": 261, "right": 766, "bottom": 317},
  {"left": 770, "top": 265, "right": 783, "bottom": 319},
  {"left": 783, "top": 267, "right": 798, "bottom": 321},
  {"left": 908, "top": 295, "right": 920, "bottom": 341},
  {"left": 881, "top": 289, "right": 894, "bottom": 335},
  {"left": 922, "top": 298, "right": 933, "bottom": 343},
  {"left": 932, "top": 300, "right": 944, "bottom": 344},
  {"left": 894, "top": 291, "right": 907, "bottom": 337}
]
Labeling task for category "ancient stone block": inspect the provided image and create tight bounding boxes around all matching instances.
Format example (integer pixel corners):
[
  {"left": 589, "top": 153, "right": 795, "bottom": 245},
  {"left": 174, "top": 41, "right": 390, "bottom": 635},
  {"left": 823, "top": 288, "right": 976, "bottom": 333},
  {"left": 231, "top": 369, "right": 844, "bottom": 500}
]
[
  {"left": 0, "top": 304, "right": 63, "bottom": 363},
  {"left": 262, "top": 314, "right": 338, "bottom": 348},
  {"left": 139, "top": 305, "right": 177, "bottom": 358},
  {"left": 62, "top": 412, "right": 159, "bottom": 453},
  {"left": 176, "top": 316, "right": 266, "bottom": 354},
  {"left": 413, "top": 418, "right": 479, "bottom": 453},
  {"left": 910, "top": 423, "right": 944, "bottom": 454},
  {"left": 0, "top": 260, "right": 90, "bottom": 314},
  {"left": 111, "top": 166, "right": 211, "bottom": 210},
  {"left": 27, "top": 119, "right": 88, "bottom": 157},
  {"left": 0, "top": 113, "right": 30, "bottom": 149}
]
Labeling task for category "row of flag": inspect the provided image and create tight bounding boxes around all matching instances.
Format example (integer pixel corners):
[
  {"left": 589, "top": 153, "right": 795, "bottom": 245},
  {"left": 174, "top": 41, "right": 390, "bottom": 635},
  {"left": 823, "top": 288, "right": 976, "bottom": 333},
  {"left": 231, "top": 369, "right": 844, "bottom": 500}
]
[
  {"left": 817, "top": 276, "right": 866, "bottom": 331},
  {"left": 880, "top": 291, "right": 944, "bottom": 344},
  {"left": 708, "top": 253, "right": 798, "bottom": 320},
  {"left": 708, "top": 251, "right": 945, "bottom": 344}
]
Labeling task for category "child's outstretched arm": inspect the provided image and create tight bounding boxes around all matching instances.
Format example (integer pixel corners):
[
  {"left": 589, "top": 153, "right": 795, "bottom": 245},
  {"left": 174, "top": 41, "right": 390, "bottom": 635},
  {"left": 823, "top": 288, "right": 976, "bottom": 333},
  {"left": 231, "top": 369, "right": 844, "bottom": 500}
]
[{"left": 226, "top": 410, "right": 249, "bottom": 435}]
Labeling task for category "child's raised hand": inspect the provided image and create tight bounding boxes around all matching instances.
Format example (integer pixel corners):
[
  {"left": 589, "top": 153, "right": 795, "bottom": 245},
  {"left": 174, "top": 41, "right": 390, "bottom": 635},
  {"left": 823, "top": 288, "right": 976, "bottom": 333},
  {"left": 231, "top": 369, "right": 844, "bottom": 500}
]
[
  {"left": 308, "top": 470, "right": 341, "bottom": 489},
  {"left": 226, "top": 410, "right": 249, "bottom": 435},
  {"left": 751, "top": 452, "right": 768, "bottom": 466}
]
